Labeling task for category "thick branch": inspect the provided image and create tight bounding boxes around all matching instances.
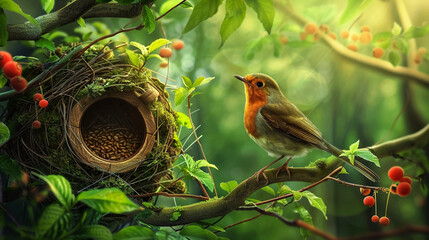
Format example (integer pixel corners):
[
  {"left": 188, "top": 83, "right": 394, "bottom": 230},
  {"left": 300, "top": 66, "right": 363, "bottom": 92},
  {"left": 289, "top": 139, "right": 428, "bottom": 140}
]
[{"left": 6, "top": 0, "right": 143, "bottom": 41}]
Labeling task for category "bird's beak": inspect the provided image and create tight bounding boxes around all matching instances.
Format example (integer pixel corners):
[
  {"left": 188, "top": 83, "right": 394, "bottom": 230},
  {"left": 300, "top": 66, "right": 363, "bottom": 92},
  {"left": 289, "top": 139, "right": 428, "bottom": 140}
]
[{"left": 234, "top": 75, "right": 250, "bottom": 84}]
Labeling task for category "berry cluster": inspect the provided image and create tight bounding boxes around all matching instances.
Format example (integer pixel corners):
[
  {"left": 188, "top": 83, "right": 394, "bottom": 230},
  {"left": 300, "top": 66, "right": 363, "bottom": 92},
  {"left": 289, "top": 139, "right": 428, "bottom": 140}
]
[
  {"left": 32, "top": 93, "right": 48, "bottom": 129},
  {"left": 159, "top": 39, "right": 184, "bottom": 69},
  {"left": 360, "top": 166, "right": 412, "bottom": 226},
  {"left": 0, "top": 51, "right": 27, "bottom": 92}
]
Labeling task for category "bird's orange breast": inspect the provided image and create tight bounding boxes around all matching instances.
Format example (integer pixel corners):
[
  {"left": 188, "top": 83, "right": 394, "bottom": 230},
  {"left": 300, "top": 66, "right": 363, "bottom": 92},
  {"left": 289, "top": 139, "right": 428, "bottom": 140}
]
[{"left": 243, "top": 86, "right": 267, "bottom": 138}]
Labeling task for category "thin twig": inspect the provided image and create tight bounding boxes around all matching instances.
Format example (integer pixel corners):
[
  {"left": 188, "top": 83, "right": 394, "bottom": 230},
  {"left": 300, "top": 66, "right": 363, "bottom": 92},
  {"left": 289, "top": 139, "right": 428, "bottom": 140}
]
[
  {"left": 130, "top": 192, "right": 208, "bottom": 201},
  {"left": 326, "top": 177, "right": 389, "bottom": 193},
  {"left": 213, "top": 214, "right": 262, "bottom": 233}
]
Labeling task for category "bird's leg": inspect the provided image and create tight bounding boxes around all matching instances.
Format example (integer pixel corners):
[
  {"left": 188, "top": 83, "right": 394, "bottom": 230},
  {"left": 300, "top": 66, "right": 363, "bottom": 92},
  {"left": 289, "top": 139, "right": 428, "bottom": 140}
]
[
  {"left": 248, "top": 155, "right": 286, "bottom": 185},
  {"left": 275, "top": 157, "right": 293, "bottom": 178}
]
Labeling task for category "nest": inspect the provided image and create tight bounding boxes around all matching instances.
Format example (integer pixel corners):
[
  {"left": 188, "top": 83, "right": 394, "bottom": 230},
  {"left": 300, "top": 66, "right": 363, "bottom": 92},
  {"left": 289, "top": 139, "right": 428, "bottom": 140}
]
[{"left": 4, "top": 45, "right": 186, "bottom": 195}]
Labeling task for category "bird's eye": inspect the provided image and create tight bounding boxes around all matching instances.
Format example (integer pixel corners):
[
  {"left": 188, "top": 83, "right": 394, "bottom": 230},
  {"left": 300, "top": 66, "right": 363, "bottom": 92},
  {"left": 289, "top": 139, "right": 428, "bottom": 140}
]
[{"left": 256, "top": 81, "right": 264, "bottom": 88}]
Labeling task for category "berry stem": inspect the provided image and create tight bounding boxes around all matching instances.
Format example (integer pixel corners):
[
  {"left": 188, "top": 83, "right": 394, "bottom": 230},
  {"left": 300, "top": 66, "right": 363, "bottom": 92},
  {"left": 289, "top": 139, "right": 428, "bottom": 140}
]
[
  {"left": 374, "top": 190, "right": 378, "bottom": 216},
  {"left": 385, "top": 189, "right": 391, "bottom": 217},
  {"left": 327, "top": 176, "right": 389, "bottom": 192}
]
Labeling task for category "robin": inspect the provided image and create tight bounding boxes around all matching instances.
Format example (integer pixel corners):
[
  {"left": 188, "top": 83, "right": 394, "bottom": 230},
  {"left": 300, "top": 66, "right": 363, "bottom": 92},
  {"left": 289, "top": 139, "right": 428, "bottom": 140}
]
[{"left": 235, "top": 73, "right": 379, "bottom": 183}]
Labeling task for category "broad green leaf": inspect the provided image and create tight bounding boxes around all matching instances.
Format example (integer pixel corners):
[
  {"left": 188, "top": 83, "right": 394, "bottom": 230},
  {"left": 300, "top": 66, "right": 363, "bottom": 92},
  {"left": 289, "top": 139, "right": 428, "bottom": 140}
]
[
  {"left": 286, "top": 41, "right": 314, "bottom": 48},
  {"left": 77, "top": 188, "right": 140, "bottom": 214},
  {"left": 77, "top": 17, "right": 86, "bottom": 28},
  {"left": 0, "top": 9, "right": 7, "bottom": 47},
  {"left": 267, "top": 206, "right": 283, "bottom": 216},
  {"left": 148, "top": 38, "right": 170, "bottom": 53},
  {"left": 402, "top": 24, "right": 429, "bottom": 39},
  {"left": 261, "top": 186, "right": 276, "bottom": 196},
  {"left": 114, "top": 226, "right": 153, "bottom": 240},
  {"left": 0, "top": 0, "right": 40, "bottom": 28},
  {"left": 372, "top": 31, "right": 392, "bottom": 49},
  {"left": 349, "top": 140, "right": 359, "bottom": 153},
  {"left": 130, "top": 41, "right": 148, "bottom": 56},
  {"left": 180, "top": 225, "right": 217, "bottom": 240},
  {"left": 170, "top": 211, "right": 181, "bottom": 221},
  {"left": 388, "top": 51, "right": 400, "bottom": 66},
  {"left": 244, "top": 36, "right": 270, "bottom": 60},
  {"left": 292, "top": 190, "right": 302, "bottom": 201},
  {"left": 245, "top": 0, "right": 274, "bottom": 34},
  {"left": 220, "top": 180, "right": 238, "bottom": 194},
  {"left": 356, "top": 149, "right": 380, "bottom": 167},
  {"left": 35, "top": 37, "right": 55, "bottom": 51},
  {"left": 160, "top": 0, "right": 192, "bottom": 16},
  {"left": 395, "top": 38, "right": 410, "bottom": 53},
  {"left": 277, "top": 184, "right": 292, "bottom": 195},
  {"left": 176, "top": 111, "right": 192, "bottom": 129},
  {"left": 146, "top": 53, "right": 165, "bottom": 62},
  {"left": 142, "top": 5, "right": 156, "bottom": 34},
  {"left": 45, "top": 31, "right": 68, "bottom": 41},
  {"left": 392, "top": 22, "right": 402, "bottom": 36},
  {"left": 0, "top": 122, "right": 10, "bottom": 145},
  {"left": 183, "top": 0, "right": 223, "bottom": 33},
  {"left": 125, "top": 49, "right": 141, "bottom": 67},
  {"left": 36, "top": 203, "right": 69, "bottom": 238},
  {"left": 182, "top": 76, "right": 193, "bottom": 88},
  {"left": 134, "top": 208, "right": 153, "bottom": 221},
  {"left": 41, "top": 0, "right": 54, "bottom": 13},
  {"left": 302, "top": 191, "right": 327, "bottom": 219},
  {"left": 76, "top": 225, "right": 113, "bottom": 240},
  {"left": 193, "top": 76, "right": 215, "bottom": 87},
  {"left": 348, "top": 154, "right": 355, "bottom": 165},
  {"left": 174, "top": 87, "right": 189, "bottom": 106},
  {"left": 294, "top": 203, "right": 313, "bottom": 239},
  {"left": 338, "top": 167, "right": 348, "bottom": 174},
  {"left": 0, "top": 154, "right": 21, "bottom": 180},
  {"left": 339, "top": 0, "right": 373, "bottom": 25},
  {"left": 195, "top": 159, "right": 218, "bottom": 170},
  {"left": 220, "top": 0, "right": 246, "bottom": 46},
  {"left": 34, "top": 173, "right": 74, "bottom": 209},
  {"left": 189, "top": 168, "right": 214, "bottom": 192}
]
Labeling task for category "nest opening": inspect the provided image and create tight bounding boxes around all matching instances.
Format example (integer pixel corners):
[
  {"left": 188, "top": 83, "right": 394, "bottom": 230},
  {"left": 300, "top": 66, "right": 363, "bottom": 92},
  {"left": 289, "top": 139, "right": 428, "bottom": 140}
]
[{"left": 81, "top": 98, "right": 145, "bottom": 161}]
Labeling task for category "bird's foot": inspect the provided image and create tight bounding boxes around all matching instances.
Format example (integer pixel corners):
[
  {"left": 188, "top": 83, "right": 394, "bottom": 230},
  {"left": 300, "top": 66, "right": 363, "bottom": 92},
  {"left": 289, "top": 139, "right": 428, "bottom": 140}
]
[{"left": 275, "top": 157, "right": 293, "bottom": 178}]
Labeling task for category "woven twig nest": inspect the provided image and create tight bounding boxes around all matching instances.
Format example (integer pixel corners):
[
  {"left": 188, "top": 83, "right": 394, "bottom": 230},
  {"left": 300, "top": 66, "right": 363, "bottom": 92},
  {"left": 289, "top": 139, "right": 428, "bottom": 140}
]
[{"left": 5, "top": 45, "right": 185, "bottom": 195}]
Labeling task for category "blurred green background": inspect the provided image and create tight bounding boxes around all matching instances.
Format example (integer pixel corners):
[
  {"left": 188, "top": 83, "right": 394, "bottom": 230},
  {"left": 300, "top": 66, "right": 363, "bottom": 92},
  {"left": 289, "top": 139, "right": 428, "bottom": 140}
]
[{"left": 2, "top": 0, "right": 429, "bottom": 239}]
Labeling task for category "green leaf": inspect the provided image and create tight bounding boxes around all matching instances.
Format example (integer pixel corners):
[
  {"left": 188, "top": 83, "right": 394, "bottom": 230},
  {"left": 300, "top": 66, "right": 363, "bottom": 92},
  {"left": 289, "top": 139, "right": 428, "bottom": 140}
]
[
  {"left": 292, "top": 190, "right": 302, "bottom": 201},
  {"left": 372, "top": 31, "right": 392, "bottom": 49},
  {"left": 35, "top": 37, "right": 55, "bottom": 51},
  {"left": 176, "top": 111, "right": 192, "bottom": 129},
  {"left": 114, "top": 226, "right": 153, "bottom": 240},
  {"left": 244, "top": 36, "right": 270, "bottom": 60},
  {"left": 286, "top": 41, "right": 314, "bottom": 48},
  {"left": 182, "top": 76, "right": 193, "bottom": 88},
  {"left": 130, "top": 41, "right": 148, "bottom": 56},
  {"left": 220, "top": 180, "right": 238, "bottom": 194},
  {"left": 193, "top": 76, "right": 215, "bottom": 87},
  {"left": 270, "top": 33, "right": 282, "bottom": 57},
  {"left": 402, "top": 24, "right": 429, "bottom": 39},
  {"left": 392, "top": 22, "right": 402, "bottom": 36},
  {"left": 244, "top": 0, "right": 274, "bottom": 34},
  {"left": 348, "top": 154, "right": 355, "bottom": 165},
  {"left": 170, "top": 211, "right": 181, "bottom": 221},
  {"left": 142, "top": 5, "right": 156, "bottom": 34},
  {"left": 76, "top": 225, "right": 113, "bottom": 240},
  {"left": 77, "top": 17, "right": 86, "bottom": 28},
  {"left": 220, "top": 0, "right": 246, "bottom": 46},
  {"left": 148, "top": 38, "right": 170, "bottom": 53},
  {"left": 180, "top": 225, "right": 218, "bottom": 240},
  {"left": 183, "top": 0, "right": 223, "bottom": 33},
  {"left": 0, "top": 122, "right": 10, "bottom": 146},
  {"left": 34, "top": 173, "right": 74, "bottom": 209},
  {"left": 302, "top": 191, "right": 327, "bottom": 219},
  {"left": 0, "top": 0, "right": 40, "bottom": 28},
  {"left": 338, "top": 167, "right": 348, "bottom": 175},
  {"left": 77, "top": 188, "right": 140, "bottom": 214},
  {"left": 395, "top": 38, "right": 409, "bottom": 53},
  {"left": 41, "top": 0, "right": 55, "bottom": 13},
  {"left": 277, "top": 184, "right": 292, "bottom": 195},
  {"left": 294, "top": 203, "right": 313, "bottom": 239},
  {"left": 388, "top": 51, "right": 400, "bottom": 66},
  {"left": 174, "top": 87, "right": 189, "bottom": 106},
  {"left": 0, "top": 154, "right": 21, "bottom": 180},
  {"left": 0, "top": 9, "right": 7, "bottom": 47},
  {"left": 355, "top": 149, "right": 380, "bottom": 167},
  {"left": 349, "top": 140, "right": 360, "bottom": 153},
  {"left": 190, "top": 168, "right": 215, "bottom": 192},
  {"left": 160, "top": 0, "right": 192, "bottom": 16},
  {"left": 195, "top": 159, "right": 218, "bottom": 170},
  {"left": 125, "top": 49, "right": 141, "bottom": 67},
  {"left": 36, "top": 203, "right": 69, "bottom": 238},
  {"left": 261, "top": 186, "right": 276, "bottom": 196},
  {"left": 339, "top": 0, "right": 373, "bottom": 25}
]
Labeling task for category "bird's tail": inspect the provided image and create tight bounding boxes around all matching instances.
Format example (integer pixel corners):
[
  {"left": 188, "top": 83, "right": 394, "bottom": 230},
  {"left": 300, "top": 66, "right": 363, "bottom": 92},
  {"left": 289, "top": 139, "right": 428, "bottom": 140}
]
[{"left": 324, "top": 141, "right": 380, "bottom": 182}]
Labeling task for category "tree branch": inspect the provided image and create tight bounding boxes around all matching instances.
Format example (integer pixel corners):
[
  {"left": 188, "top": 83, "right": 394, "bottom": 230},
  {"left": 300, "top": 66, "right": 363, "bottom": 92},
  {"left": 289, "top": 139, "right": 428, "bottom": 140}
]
[{"left": 6, "top": 0, "right": 144, "bottom": 41}]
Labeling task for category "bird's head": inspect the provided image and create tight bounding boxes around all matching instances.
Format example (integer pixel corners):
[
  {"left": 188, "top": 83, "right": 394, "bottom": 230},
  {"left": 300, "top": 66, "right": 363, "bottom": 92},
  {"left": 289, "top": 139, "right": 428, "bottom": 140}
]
[{"left": 235, "top": 73, "right": 283, "bottom": 105}]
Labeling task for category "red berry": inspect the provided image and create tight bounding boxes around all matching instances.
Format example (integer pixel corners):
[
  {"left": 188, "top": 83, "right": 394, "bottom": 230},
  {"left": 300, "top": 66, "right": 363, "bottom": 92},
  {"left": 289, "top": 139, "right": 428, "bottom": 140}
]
[
  {"left": 363, "top": 196, "right": 375, "bottom": 207},
  {"left": 279, "top": 35, "right": 289, "bottom": 45},
  {"left": 159, "top": 62, "right": 169, "bottom": 68},
  {"left": 361, "top": 26, "right": 371, "bottom": 32},
  {"left": 328, "top": 32, "right": 337, "bottom": 40},
  {"left": 159, "top": 48, "right": 172, "bottom": 58},
  {"left": 399, "top": 177, "right": 412, "bottom": 185},
  {"left": 397, "top": 182, "right": 411, "bottom": 197},
  {"left": 0, "top": 51, "right": 13, "bottom": 68},
  {"left": 379, "top": 217, "right": 390, "bottom": 226},
  {"left": 359, "top": 32, "right": 372, "bottom": 44},
  {"left": 3, "top": 61, "right": 22, "bottom": 79},
  {"left": 388, "top": 166, "right": 404, "bottom": 181},
  {"left": 10, "top": 76, "right": 27, "bottom": 93},
  {"left": 32, "top": 120, "right": 41, "bottom": 129},
  {"left": 347, "top": 43, "right": 358, "bottom": 52},
  {"left": 360, "top": 188, "right": 371, "bottom": 196},
  {"left": 172, "top": 40, "right": 184, "bottom": 50},
  {"left": 305, "top": 23, "right": 317, "bottom": 34},
  {"left": 372, "top": 47, "right": 384, "bottom": 58},
  {"left": 340, "top": 30, "right": 349, "bottom": 39},
  {"left": 371, "top": 215, "right": 379, "bottom": 223},
  {"left": 33, "top": 93, "right": 43, "bottom": 102},
  {"left": 39, "top": 99, "right": 49, "bottom": 108}
]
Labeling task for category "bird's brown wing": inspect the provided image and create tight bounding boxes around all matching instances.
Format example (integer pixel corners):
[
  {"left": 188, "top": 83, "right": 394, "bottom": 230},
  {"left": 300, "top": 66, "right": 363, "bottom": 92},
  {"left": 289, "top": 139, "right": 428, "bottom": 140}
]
[{"left": 260, "top": 102, "right": 325, "bottom": 148}]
